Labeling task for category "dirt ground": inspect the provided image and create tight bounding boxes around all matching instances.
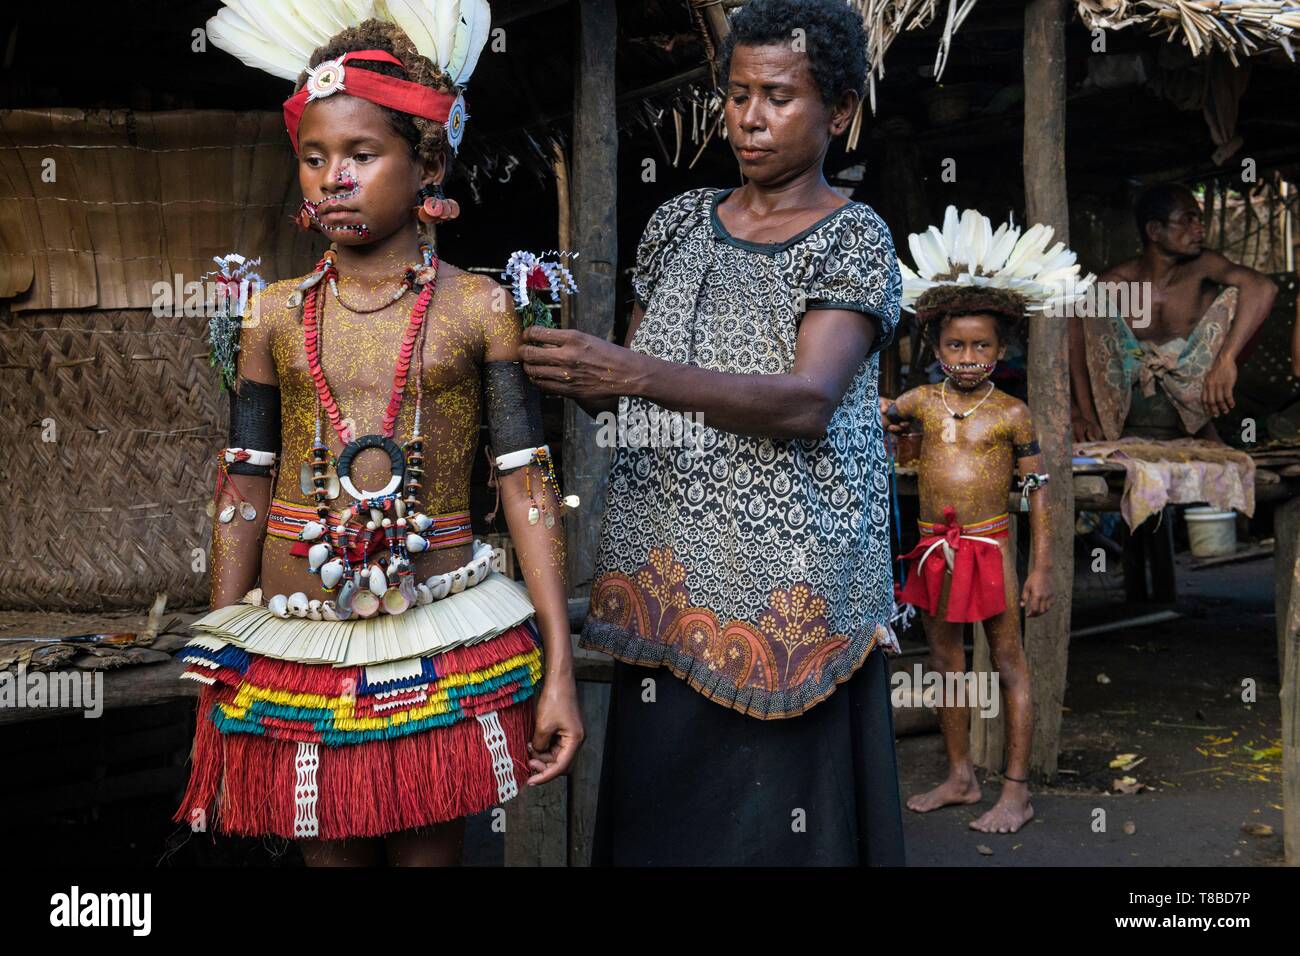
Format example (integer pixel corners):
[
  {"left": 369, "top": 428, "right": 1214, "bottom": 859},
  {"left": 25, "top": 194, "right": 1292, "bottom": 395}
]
[{"left": 898, "top": 549, "right": 1286, "bottom": 867}]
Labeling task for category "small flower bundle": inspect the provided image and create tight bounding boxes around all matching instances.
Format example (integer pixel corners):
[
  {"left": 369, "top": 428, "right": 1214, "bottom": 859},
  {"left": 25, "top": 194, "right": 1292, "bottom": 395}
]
[
  {"left": 206, "top": 252, "right": 264, "bottom": 390},
  {"left": 502, "top": 250, "right": 578, "bottom": 329}
]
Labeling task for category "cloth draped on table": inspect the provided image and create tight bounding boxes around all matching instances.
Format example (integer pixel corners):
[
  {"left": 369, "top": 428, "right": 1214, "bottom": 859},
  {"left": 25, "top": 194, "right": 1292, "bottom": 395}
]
[
  {"left": 1074, "top": 437, "right": 1256, "bottom": 529},
  {"left": 1082, "top": 286, "right": 1237, "bottom": 440},
  {"left": 897, "top": 507, "right": 1009, "bottom": 624}
]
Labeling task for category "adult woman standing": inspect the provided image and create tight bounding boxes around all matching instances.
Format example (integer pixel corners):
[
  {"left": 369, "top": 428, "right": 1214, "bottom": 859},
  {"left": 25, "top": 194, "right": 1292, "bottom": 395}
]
[{"left": 522, "top": 0, "right": 903, "bottom": 865}]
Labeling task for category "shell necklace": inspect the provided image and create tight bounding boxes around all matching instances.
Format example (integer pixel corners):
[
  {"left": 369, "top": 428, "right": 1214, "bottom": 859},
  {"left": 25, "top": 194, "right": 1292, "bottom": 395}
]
[{"left": 941, "top": 378, "right": 996, "bottom": 420}]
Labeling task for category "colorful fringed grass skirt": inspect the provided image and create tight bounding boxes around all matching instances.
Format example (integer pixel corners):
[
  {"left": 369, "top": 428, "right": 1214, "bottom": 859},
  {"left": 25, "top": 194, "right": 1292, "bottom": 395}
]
[{"left": 173, "top": 574, "right": 541, "bottom": 840}]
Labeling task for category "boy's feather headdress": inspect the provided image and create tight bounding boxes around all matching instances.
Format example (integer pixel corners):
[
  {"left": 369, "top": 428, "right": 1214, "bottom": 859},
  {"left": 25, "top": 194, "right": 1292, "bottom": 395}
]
[{"left": 898, "top": 205, "right": 1095, "bottom": 318}]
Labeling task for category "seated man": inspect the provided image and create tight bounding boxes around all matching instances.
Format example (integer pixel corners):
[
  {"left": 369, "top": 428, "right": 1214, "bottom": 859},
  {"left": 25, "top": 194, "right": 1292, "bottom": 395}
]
[{"left": 1070, "top": 183, "right": 1278, "bottom": 442}]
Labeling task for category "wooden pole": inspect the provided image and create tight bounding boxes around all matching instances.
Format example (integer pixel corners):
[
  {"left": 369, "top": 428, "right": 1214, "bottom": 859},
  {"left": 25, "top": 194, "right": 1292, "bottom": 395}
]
[
  {"left": 564, "top": 0, "right": 618, "bottom": 596},
  {"left": 1277, "top": 495, "right": 1300, "bottom": 863},
  {"left": 1022, "top": 0, "right": 1074, "bottom": 780},
  {"left": 553, "top": 141, "right": 572, "bottom": 331}
]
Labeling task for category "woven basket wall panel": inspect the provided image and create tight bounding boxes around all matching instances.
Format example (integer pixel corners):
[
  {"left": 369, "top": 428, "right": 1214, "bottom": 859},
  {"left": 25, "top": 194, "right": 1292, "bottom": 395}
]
[{"left": 0, "top": 307, "right": 223, "bottom": 611}]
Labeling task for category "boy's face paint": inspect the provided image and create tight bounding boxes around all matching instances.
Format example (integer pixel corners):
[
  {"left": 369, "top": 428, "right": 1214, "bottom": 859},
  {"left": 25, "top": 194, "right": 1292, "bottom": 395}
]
[
  {"left": 295, "top": 93, "right": 440, "bottom": 246},
  {"left": 936, "top": 314, "right": 1007, "bottom": 390}
]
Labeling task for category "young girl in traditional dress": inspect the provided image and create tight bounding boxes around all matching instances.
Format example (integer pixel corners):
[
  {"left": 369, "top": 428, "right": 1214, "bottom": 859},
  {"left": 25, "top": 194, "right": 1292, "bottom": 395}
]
[{"left": 175, "top": 3, "right": 582, "bottom": 866}]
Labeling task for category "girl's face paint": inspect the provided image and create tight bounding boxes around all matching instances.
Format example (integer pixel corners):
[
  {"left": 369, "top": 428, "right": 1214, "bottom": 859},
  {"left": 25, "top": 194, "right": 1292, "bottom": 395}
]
[
  {"left": 302, "top": 163, "right": 369, "bottom": 237},
  {"left": 295, "top": 94, "right": 440, "bottom": 247}
]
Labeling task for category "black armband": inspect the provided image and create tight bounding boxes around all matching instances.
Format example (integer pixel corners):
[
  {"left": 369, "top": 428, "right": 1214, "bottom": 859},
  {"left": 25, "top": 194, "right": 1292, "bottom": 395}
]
[
  {"left": 885, "top": 402, "right": 903, "bottom": 424},
  {"left": 227, "top": 379, "right": 281, "bottom": 476},
  {"left": 483, "top": 361, "right": 545, "bottom": 473},
  {"left": 1013, "top": 438, "right": 1041, "bottom": 458}
]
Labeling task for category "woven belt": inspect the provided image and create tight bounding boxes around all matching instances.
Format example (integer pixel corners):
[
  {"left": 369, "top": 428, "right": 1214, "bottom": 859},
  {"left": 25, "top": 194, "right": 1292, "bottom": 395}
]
[
  {"left": 914, "top": 512, "right": 1009, "bottom": 575},
  {"left": 917, "top": 512, "right": 1010, "bottom": 537},
  {"left": 266, "top": 498, "right": 473, "bottom": 551}
]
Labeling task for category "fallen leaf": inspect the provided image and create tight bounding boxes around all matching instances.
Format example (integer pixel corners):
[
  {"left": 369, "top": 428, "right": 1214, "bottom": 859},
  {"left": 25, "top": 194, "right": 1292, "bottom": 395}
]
[
  {"left": 1112, "top": 776, "right": 1147, "bottom": 795},
  {"left": 1097, "top": 673, "right": 1111, "bottom": 684},
  {"left": 1244, "top": 745, "right": 1281, "bottom": 761},
  {"left": 976, "top": 844, "right": 993, "bottom": 856},
  {"left": 1242, "top": 823, "right": 1273, "bottom": 838},
  {"left": 1109, "top": 753, "right": 1146, "bottom": 771}
]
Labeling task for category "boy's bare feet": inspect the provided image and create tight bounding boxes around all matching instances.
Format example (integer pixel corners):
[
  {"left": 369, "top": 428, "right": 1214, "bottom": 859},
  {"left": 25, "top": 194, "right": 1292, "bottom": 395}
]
[
  {"left": 970, "top": 783, "right": 1034, "bottom": 833},
  {"left": 906, "top": 771, "right": 982, "bottom": 813}
]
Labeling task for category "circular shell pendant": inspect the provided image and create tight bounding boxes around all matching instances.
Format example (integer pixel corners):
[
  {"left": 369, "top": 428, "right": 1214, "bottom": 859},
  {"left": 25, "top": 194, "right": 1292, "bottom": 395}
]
[
  {"left": 544, "top": 510, "right": 555, "bottom": 529},
  {"left": 239, "top": 501, "right": 257, "bottom": 521},
  {"left": 205, "top": 500, "right": 216, "bottom": 518},
  {"left": 218, "top": 504, "right": 236, "bottom": 523}
]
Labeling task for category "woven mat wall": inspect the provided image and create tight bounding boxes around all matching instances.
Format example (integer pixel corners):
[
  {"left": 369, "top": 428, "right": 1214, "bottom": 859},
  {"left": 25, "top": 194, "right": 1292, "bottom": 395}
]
[
  {"left": 0, "top": 307, "right": 224, "bottom": 610},
  {"left": 0, "top": 108, "right": 323, "bottom": 611},
  {"left": 0, "top": 108, "right": 322, "bottom": 310}
]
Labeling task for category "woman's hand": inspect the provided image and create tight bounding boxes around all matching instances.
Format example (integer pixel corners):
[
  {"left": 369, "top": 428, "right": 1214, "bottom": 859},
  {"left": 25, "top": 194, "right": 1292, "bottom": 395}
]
[
  {"left": 526, "top": 672, "right": 585, "bottom": 785},
  {"left": 520, "top": 326, "right": 644, "bottom": 400}
]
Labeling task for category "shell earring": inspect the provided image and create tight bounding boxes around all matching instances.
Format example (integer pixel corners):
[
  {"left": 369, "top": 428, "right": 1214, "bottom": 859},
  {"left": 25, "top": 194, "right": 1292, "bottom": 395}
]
[
  {"left": 294, "top": 200, "right": 315, "bottom": 232},
  {"left": 416, "top": 183, "right": 460, "bottom": 225}
]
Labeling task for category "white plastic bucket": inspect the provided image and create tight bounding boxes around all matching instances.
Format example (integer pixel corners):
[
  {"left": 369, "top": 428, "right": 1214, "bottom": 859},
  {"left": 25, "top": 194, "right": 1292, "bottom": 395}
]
[{"left": 1184, "top": 507, "right": 1237, "bottom": 558}]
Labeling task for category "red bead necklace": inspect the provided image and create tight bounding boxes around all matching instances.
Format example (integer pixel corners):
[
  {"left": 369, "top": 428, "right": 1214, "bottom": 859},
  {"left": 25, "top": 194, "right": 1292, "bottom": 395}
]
[{"left": 302, "top": 248, "right": 438, "bottom": 445}]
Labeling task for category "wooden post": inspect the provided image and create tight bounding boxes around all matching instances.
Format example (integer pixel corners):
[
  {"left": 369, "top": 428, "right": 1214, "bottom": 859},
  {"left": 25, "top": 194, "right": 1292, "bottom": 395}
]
[
  {"left": 1277, "top": 495, "right": 1300, "bottom": 863},
  {"left": 567, "top": 678, "right": 610, "bottom": 866},
  {"left": 1285, "top": 554, "right": 1300, "bottom": 865},
  {"left": 564, "top": 0, "right": 619, "bottom": 596},
  {"left": 1021, "top": 0, "right": 1074, "bottom": 780},
  {"left": 1276, "top": 497, "right": 1300, "bottom": 675}
]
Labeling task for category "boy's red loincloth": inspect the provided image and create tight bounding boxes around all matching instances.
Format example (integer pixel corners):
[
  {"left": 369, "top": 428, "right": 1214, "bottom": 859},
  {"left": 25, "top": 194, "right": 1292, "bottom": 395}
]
[{"left": 897, "top": 507, "right": 1010, "bottom": 623}]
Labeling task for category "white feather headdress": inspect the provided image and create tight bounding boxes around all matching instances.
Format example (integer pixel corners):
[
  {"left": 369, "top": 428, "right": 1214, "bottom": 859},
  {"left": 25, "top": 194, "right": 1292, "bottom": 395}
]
[
  {"left": 898, "top": 206, "right": 1095, "bottom": 316},
  {"left": 207, "top": 0, "right": 491, "bottom": 87}
]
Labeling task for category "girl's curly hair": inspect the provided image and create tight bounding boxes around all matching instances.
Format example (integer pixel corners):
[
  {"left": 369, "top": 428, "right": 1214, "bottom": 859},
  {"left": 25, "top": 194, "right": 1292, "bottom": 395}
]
[
  {"left": 297, "top": 18, "right": 455, "bottom": 171},
  {"left": 717, "top": 0, "right": 868, "bottom": 104}
]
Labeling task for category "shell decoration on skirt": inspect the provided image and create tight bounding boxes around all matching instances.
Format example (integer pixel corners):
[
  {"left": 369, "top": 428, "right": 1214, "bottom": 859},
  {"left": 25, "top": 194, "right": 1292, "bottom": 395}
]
[{"left": 173, "top": 558, "right": 541, "bottom": 841}]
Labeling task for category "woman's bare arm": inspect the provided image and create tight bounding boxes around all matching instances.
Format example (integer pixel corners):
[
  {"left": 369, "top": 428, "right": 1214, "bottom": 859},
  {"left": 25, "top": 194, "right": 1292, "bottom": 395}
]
[{"left": 523, "top": 307, "right": 878, "bottom": 440}]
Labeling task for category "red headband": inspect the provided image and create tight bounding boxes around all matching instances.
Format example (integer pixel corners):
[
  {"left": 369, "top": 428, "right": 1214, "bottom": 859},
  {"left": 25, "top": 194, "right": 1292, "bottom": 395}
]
[{"left": 282, "top": 49, "right": 459, "bottom": 154}]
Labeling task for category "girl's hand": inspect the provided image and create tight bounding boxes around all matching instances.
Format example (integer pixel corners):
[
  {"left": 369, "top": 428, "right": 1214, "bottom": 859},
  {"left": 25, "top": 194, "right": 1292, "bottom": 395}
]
[
  {"left": 526, "top": 673, "right": 584, "bottom": 785},
  {"left": 1020, "top": 568, "right": 1055, "bottom": 618},
  {"left": 520, "top": 326, "right": 643, "bottom": 400}
]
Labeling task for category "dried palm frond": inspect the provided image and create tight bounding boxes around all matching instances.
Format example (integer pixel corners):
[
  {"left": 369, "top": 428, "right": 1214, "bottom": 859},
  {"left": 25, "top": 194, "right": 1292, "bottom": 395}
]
[
  {"left": 852, "top": 0, "right": 981, "bottom": 115},
  {"left": 1076, "top": 1, "right": 1300, "bottom": 66}
]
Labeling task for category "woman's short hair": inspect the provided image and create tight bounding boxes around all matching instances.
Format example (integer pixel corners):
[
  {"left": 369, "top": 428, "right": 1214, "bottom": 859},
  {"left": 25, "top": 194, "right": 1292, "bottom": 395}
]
[{"left": 717, "top": 0, "right": 868, "bottom": 104}]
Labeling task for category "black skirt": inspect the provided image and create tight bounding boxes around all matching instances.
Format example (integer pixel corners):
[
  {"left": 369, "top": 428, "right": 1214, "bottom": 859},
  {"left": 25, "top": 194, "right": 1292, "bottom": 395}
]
[{"left": 591, "top": 647, "right": 905, "bottom": 866}]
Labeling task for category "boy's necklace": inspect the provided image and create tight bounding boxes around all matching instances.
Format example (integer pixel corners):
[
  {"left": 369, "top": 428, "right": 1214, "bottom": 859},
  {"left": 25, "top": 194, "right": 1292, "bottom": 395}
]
[{"left": 941, "top": 379, "right": 996, "bottom": 420}]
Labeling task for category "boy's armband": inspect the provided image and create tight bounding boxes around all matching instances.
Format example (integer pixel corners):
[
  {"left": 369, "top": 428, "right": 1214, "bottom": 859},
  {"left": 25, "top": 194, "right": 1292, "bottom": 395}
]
[
  {"left": 1018, "top": 471, "right": 1050, "bottom": 510},
  {"left": 885, "top": 402, "right": 903, "bottom": 424},
  {"left": 483, "top": 361, "right": 545, "bottom": 472},
  {"left": 227, "top": 380, "right": 281, "bottom": 476},
  {"left": 1013, "top": 438, "right": 1041, "bottom": 458}
]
